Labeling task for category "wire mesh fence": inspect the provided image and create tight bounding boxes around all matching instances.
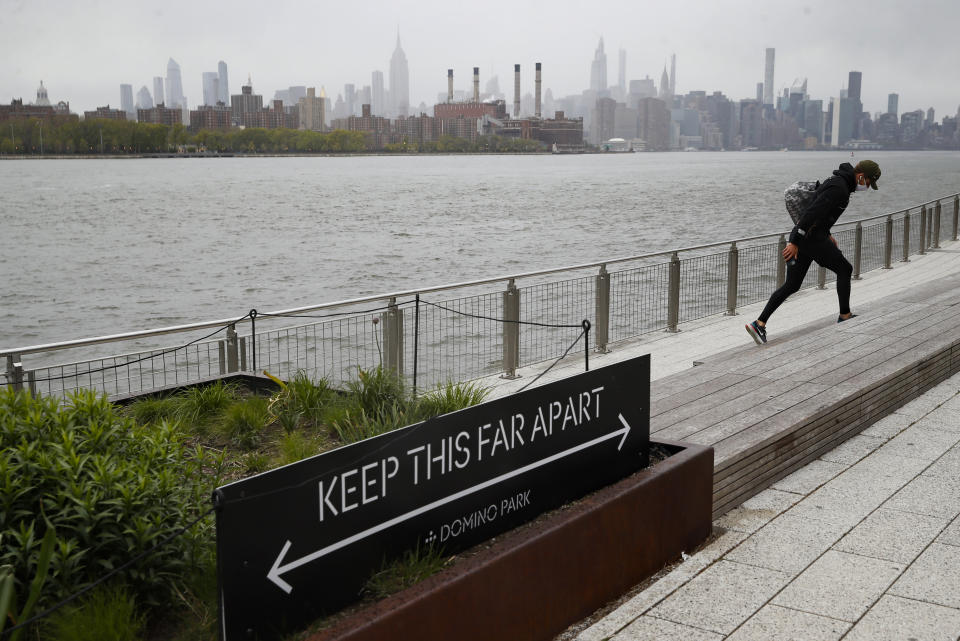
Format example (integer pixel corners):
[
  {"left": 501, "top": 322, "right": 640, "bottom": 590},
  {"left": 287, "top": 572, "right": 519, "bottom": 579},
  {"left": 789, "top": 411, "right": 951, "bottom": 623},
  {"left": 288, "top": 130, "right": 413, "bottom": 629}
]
[{"left": 5, "top": 195, "right": 959, "bottom": 401}]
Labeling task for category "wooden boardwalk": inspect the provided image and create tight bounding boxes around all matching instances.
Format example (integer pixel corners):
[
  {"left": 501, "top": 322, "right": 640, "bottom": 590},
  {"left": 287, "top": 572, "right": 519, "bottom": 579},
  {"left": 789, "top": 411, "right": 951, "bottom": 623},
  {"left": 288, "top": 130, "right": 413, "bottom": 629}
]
[{"left": 650, "top": 269, "right": 960, "bottom": 518}]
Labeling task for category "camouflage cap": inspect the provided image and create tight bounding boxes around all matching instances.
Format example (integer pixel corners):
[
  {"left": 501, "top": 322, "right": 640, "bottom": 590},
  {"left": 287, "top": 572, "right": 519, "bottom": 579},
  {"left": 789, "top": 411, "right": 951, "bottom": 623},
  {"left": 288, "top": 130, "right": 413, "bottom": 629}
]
[{"left": 855, "top": 159, "right": 881, "bottom": 190}]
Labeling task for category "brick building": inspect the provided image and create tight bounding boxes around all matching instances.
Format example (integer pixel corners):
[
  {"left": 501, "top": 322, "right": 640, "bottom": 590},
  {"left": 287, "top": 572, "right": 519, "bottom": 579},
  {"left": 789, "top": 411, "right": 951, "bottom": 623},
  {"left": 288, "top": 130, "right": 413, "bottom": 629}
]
[
  {"left": 332, "top": 104, "right": 391, "bottom": 148},
  {"left": 83, "top": 106, "right": 127, "bottom": 121},
  {"left": 189, "top": 103, "right": 232, "bottom": 130},
  {"left": 137, "top": 103, "right": 182, "bottom": 125}
]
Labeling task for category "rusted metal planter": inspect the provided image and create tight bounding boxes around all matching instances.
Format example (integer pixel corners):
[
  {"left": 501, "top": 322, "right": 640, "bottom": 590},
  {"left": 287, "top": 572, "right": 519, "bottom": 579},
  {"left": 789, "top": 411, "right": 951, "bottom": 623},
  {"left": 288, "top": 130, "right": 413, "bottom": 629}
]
[{"left": 307, "top": 439, "right": 713, "bottom": 641}]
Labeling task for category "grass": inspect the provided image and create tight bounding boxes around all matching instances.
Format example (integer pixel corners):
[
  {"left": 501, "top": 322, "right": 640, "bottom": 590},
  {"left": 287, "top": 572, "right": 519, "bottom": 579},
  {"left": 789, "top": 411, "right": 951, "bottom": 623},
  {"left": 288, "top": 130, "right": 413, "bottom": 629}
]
[
  {"left": 362, "top": 544, "right": 451, "bottom": 601},
  {"left": 43, "top": 585, "right": 144, "bottom": 641}
]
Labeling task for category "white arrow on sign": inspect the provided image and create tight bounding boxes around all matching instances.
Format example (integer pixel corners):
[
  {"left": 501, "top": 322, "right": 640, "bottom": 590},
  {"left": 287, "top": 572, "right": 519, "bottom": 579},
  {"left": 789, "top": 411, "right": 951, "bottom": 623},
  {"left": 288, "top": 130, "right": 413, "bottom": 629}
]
[{"left": 267, "top": 413, "right": 636, "bottom": 593}]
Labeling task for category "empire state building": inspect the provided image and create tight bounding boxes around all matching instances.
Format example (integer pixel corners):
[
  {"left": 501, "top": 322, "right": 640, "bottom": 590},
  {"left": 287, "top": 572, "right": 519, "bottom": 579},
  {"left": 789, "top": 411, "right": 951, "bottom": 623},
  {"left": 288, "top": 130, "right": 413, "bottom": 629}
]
[{"left": 389, "top": 33, "right": 410, "bottom": 117}]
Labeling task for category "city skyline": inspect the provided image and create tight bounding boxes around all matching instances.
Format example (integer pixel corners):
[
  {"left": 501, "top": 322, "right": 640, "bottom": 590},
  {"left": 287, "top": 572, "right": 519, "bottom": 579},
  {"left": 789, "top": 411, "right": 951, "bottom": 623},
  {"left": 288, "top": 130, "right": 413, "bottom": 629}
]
[{"left": 2, "top": 0, "right": 958, "bottom": 118}]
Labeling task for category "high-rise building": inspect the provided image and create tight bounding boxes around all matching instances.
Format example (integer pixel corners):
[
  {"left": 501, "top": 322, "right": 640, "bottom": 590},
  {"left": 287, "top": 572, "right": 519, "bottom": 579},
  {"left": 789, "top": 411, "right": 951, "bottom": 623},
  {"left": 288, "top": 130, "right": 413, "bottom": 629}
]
[
  {"left": 120, "top": 84, "right": 134, "bottom": 119},
  {"left": 218, "top": 61, "right": 229, "bottom": 105},
  {"left": 298, "top": 87, "right": 325, "bottom": 131},
  {"left": 803, "top": 99, "right": 823, "bottom": 143},
  {"left": 153, "top": 77, "right": 164, "bottom": 106},
  {"left": 590, "top": 38, "right": 607, "bottom": 93},
  {"left": 166, "top": 58, "right": 184, "bottom": 108},
  {"left": 202, "top": 72, "right": 220, "bottom": 106},
  {"left": 669, "top": 54, "right": 676, "bottom": 97},
  {"left": 618, "top": 48, "right": 626, "bottom": 98},
  {"left": 372, "top": 71, "right": 385, "bottom": 115},
  {"left": 231, "top": 75, "right": 263, "bottom": 126},
  {"left": 136, "top": 86, "right": 153, "bottom": 110},
  {"left": 756, "top": 82, "right": 763, "bottom": 103},
  {"left": 887, "top": 93, "right": 899, "bottom": 115},
  {"left": 389, "top": 32, "right": 410, "bottom": 118},
  {"left": 659, "top": 66, "right": 670, "bottom": 101},
  {"left": 763, "top": 48, "right": 775, "bottom": 106},
  {"left": 848, "top": 71, "right": 862, "bottom": 102}
]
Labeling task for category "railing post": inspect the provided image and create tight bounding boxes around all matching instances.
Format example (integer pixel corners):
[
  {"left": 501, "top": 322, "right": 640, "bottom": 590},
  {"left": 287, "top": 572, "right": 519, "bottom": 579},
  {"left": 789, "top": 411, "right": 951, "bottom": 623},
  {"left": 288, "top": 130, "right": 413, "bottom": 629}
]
[
  {"left": 27, "top": 371, "right": 36, "bottom": 397},
  {"left": 501, "top": 280, "right": 520, "bottom": 378},
  {"left": 853, "top": 222, "right": 863, "bottom": 280},
  {"left": 594, "top": 265, "right": 610, "bottom": 353},
  {"left": 225, "top": 323, "right": 239, "bottom": 373},
  {"left": 817, "top": 264, "right": 827, "bottom": 289},
  {"left": 883, "top": 215, "right": 893, "bottom": 269},
  {"left": 239, "top": 337, "right": 248, "bottom": 371},
  {"left": 918, "top": 205, "right": 927, "bottom": 255},
  {"left": 934, "top": 201, "right": 942, "bottom": 249},
  {"left": 667, "top": 252, "right": 680, "bottom": 333},
  {"left": 953, "top": 196, "right": 959, "bottom": 241},
  {"left": 5, "top": 354, "right": 23, "bottom": 392},
  {"left": 776, "top": 235, "right": 787, "bottom": 288},
  {"left": 902, "top": 211, "right": 911, "bottom": 262},
  {"left": 725, "top": 241, "right": 739, "bottom": 316},
  {"left": 381, "top": 297, "right": 404, "bottom": 376}
]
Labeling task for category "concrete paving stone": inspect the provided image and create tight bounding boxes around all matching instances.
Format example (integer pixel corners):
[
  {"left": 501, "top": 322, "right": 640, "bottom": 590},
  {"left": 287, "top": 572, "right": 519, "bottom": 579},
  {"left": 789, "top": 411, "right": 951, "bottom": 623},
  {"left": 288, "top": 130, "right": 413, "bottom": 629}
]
[
  {"left": 724, "top": 513, "right": 843, "bottom": 576},
  {"left": 786, "top": 487, "right": 875, "bottom": 530},
  {"left": 610, "top": 615, "right": 723, "bottom": 641},
  {"left": 915, "top": 407, "right": 960, "bottom": 433},
  {"left": 833, "top": 507, "right": 948, "bottom": 563},
  {"left": 889, "top": 543, "right": 960, "bottom": 609},
  {"left": 818, "top": 434, "right": 885, "bottom": 465},
  {"left": 648, "top": 560, "right": 790, "bottom": 635},
  {"left": 923, "top": 446, "right": 960, "bottom": 482},
  {"left": 937, "top": 515, "right": 960, "bottom": 547},
  {"left": 936, "top": 390, "right": 960, "bottom": 412},
  {"left": 771, "top": 550, "right": 904, "bottom": 622},
  {"left": 819, "top": 454, "right": 927, "bottom": 504},
  {"left": 897, "top": 390, "right": 955, "bottom": 419},
  {"left": 844, "top": 594, "right": 960, "bottom": 641},
  {"left": 875, "top": 425, "right": 960, "bottom": 462},
  {"left": 884, "top": 473, "right": 960, "bottom": 520},
  {"left": 715, "top": 489, "right": 803, "bottom": 534},
  {"left": 724, "top": 604, "right": 850, "bottom": 641},
  {"left": 772, "top": 459, "right": 848, "bottom": 495},
  {"left": 860, "top": 411, "right": 912, "bottom": 439}
]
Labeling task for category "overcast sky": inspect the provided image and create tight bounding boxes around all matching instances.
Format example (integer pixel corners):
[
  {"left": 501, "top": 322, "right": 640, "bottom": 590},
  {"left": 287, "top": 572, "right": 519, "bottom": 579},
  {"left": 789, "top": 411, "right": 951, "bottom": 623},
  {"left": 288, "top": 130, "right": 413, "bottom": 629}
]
[{"left": 3, "top": 0, "right": 958, "bottom": 119}]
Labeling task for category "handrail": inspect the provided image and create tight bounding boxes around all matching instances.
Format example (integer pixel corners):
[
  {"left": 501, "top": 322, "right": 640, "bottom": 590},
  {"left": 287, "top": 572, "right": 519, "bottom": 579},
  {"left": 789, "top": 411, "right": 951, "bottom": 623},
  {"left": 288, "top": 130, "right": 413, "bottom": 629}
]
[{"left": 3, "top": 192, "right": 957, "bottom": 359}]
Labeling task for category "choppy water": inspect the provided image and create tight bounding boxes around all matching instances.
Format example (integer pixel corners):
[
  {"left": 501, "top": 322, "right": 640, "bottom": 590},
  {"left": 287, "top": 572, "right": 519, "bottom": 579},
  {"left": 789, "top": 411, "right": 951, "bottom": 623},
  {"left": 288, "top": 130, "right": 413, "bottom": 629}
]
[{"left": 2, "top": 151, "right": 959, "bottom": 349}]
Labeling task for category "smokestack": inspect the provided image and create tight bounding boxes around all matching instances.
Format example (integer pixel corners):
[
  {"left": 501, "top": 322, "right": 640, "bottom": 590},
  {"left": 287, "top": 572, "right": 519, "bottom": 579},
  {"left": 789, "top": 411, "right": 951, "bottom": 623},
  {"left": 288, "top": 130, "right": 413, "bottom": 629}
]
[
  {"left": 514, "top": 64, "right": 520, "bottom": 117},
  {"left": 535, "top": 62, "right": 542, "bottom": 118},
  {"left": 473, "top": 67, "right": 479, "bottom": 103},
  {"left": 447, "top": 69, "right": 453, "bottom": 103}
]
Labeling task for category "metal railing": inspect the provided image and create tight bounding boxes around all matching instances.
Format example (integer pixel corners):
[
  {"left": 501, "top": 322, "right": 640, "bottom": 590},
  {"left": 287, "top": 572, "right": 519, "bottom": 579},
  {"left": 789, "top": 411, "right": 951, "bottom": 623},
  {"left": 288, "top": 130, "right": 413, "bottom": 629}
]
[{"left": 3, "top": 193, "right": 959, "bottom": 399}]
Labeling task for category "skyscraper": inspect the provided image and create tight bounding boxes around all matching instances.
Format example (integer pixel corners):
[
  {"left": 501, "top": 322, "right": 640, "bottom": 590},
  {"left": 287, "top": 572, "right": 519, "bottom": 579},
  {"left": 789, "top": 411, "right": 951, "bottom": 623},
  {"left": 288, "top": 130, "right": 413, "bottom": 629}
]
[
  {"left": 166, "top": 58, "right": 184, "bottom": 108},
  {"left": 218, "top": 61, "right": 229, "bottom": 105},
  {"left": 763, "top": 48, "right": 775, "bottom": 106},
  {"left": 202, "top": 72, "right": 220, "bottom": 106},
  {"left": 659, "top": 66, "right": 671, "bottom": 101},
  {"left": 590, "top": 38, "right": 607, "bottom": 93},
  {"left": 888, "top": 93, "right": 899, "bottom": 115},
  {"left": 618, "top": 48, "right": 626, "bottom": 97},
  {"left": 120, "top": 84, "right": 134, "bottom": 119},
  {"left": 669, "top": 53, "right": 676, "bottom": 97},
  {"left": 153, "top": 77, "right": 164, "bottom": 106},
  {"left": 389, "top": 33, "right": 409, "bottom": 118},
  {"left": 372, "top": 71, "right": 385, "bottom": 115},
  {"left": 136, "top": 86, "right": 153, "bottom": 110}
]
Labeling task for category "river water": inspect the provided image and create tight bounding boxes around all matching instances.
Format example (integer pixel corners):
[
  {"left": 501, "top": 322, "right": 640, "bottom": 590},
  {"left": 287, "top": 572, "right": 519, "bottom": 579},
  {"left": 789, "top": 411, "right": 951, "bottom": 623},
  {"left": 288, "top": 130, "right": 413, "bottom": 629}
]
[{"left": 2, "top": 151, "right": 959, "bottom": 350}]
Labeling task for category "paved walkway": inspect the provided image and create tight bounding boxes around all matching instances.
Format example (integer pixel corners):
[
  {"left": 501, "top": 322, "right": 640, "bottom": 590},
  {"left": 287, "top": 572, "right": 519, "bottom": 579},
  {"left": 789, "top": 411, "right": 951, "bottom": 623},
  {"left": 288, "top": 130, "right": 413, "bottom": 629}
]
[{"left": 480, "top": 242, "right": 960, "bottom": 640}]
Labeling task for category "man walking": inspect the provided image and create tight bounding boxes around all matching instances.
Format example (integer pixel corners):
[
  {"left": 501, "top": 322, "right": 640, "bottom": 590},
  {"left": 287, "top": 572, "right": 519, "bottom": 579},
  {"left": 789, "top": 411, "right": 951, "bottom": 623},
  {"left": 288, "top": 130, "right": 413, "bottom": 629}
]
[{"left": 746, "top": 159, "right": 882, "bottom": 345}]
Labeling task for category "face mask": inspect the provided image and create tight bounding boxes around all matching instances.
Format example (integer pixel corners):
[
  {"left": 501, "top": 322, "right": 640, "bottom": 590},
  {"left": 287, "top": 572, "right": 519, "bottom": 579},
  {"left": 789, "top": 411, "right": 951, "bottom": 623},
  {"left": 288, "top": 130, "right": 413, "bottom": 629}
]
[
  {"left": 855, "top": 183, "right": 871, "bottom": 192},
  {"left": 855, "top": 174, "right": 871, "bottom": 192}
]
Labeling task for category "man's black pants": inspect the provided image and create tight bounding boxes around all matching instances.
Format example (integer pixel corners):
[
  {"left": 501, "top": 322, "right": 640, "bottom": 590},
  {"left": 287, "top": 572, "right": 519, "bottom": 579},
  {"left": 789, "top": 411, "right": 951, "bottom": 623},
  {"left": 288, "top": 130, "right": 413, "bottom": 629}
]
[{"left": 758, "top": 235, "right": 852, "bottom": 324}]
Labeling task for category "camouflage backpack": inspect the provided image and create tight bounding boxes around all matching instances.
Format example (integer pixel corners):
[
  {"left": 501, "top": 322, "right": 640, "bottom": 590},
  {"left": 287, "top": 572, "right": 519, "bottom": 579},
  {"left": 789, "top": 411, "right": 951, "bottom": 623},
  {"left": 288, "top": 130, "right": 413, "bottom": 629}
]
[{"left": 783, "top": 180, "right": 820, "bottom": 225}]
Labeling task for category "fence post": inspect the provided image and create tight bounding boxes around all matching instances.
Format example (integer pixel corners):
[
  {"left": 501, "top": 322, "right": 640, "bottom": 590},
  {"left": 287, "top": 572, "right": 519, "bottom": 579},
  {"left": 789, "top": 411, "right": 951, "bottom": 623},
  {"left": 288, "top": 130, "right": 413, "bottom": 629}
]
[
  {"left": 817, "top": 264, "right": 827, "bottom": 289},
  {"left": 853, "top": 222, "right": 863, "bottom": 280},
  {"left": 5, "top": 354, "right": 23, "bottom": 392},
  {"left": 902, "top": 211, "right": 911, "bottom": 262},
  {"left": 954, "top": 196, "right": 959, "bottom": 241},
  {"left": 594, "top": 265, "right": 610, "bottom": 353},
  {"left": 725, "top": 242, "right": 739, "bottom": 316},
  {"left": 919, "top": 205, "right": 927, "bottom": 255},
  {"left": 934, "top": 201, "right": 942, "bottom": 249},
  {"left": 883, "top": 215, "right": 893, "bottom": 269},
  {"left": 667, "top": 252, "right": 680, "bottom": 333},
  {"left": 776, "top": 235, "right": 787, "bottom": 288},
  {"left": 239, "top": 337, "right": 247, "bottom": 371},
  {"left": 501, "top": 280, "right": 520, "bottom": 378},
  {"left": 382, "top": 297, "right": 404, "bottom": 376},
  {"left": 225, "top": 324, "right": 239, "bottom": 373}
]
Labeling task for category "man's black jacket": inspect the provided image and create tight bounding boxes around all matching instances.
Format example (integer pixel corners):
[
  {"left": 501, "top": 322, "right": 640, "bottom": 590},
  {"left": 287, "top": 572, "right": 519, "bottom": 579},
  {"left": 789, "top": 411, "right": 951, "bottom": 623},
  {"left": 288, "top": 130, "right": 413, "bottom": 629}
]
[{"left": 788, "top": 162, "right": 857, "bottom": 245}]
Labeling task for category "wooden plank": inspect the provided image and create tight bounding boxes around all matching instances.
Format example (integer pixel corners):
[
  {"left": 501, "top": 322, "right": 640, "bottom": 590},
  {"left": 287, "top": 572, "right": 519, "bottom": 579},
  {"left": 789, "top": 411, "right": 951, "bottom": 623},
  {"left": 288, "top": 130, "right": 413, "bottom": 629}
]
[{"left": 650, "top": 372, "right": 752, "bottom": 418}]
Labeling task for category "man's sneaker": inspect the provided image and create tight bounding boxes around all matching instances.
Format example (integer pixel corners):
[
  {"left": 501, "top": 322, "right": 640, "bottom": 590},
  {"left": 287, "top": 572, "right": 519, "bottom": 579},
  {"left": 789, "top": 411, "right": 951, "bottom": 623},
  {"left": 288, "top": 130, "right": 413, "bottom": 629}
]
[
  {"left": 745, "top": 321, "right": 767, "bottom": 345},
  {"left": 837, "top": 313, "right": 859, "bottom": 323}
]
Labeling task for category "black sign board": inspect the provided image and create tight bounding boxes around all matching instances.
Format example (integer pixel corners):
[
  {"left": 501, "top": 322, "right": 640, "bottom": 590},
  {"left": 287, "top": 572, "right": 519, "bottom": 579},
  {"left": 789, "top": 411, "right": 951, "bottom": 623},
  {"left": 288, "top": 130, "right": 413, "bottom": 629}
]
[{"left": 215, "top": 354, "right": 650, "bottom": 640}]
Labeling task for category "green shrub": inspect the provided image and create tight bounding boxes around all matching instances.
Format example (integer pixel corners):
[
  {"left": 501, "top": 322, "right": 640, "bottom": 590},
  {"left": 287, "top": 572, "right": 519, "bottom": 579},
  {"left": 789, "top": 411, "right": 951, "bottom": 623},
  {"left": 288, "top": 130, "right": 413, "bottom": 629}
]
[
  {"left": 346, "top": 367, "right": 407, "bottom": 423},
  {"left": 329, "top": 406, "right": 408, "bottom": 445},
  {"left": 43, "top": 585, "right": 144, "bottom": 641},
  {"left": 275, "top": 431, "right": 322, "bottom": 466},
  {"left": 177, "top": 380, "right": 238, "bottom": 428},
  {"left": 242, "top": 452, "right": 270, "bottom": 475},
  {"left": 283, "top": 372, "right": 334, "bottom": 427},
  {"left": 126, "top": 396, "right": 179, "bottom": 425},
  {"left": 219, "top": 397, "right": 269, "bottom": 449},
  {"left": 0, "top": 388, "right": 220, "bottom": 617},
  {"left": 413, "top": 381, "right": 489, "bottom": 420}
]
